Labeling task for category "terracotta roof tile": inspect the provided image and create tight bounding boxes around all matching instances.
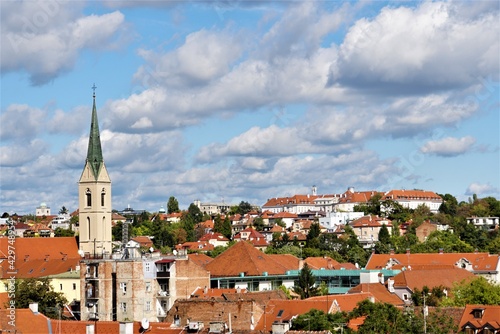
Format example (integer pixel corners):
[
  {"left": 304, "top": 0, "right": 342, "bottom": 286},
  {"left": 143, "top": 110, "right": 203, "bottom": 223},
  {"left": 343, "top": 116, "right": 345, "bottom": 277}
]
[
  {"left": 304, "top": 257, "right": 340, "bottom": 270},
  {"left": 205, "top": 241, "right": 297, "bottom": 277},
  {"left": 365, "top": 252, "right": 499, "bottom": 272},
  {"left": 392, "top": 268, "right": 475, "bottom": 292},
  {"left": 348, "top": 283, "right": 404, "bottom": 306},
  {"left": 459, "top": 304, "right": 500, "bottom": 330},
  {"left": 188, "top": 253, "right": 214, "bottom": 267},
  {"left": 0, "top": 237, "right": 80, "bottom": 279}
]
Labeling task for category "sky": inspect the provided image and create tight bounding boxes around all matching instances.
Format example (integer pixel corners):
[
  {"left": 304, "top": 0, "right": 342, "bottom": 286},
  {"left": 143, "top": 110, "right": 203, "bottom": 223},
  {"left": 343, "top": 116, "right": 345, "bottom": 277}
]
[{"left": 0, "top": 0, "right": 499, "bottom": 215}]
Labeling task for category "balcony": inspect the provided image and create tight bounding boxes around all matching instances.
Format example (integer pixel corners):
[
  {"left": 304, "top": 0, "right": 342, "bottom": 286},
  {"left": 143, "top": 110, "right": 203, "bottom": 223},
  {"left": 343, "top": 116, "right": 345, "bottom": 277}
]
[
  {"left": 157, "top": 290, "right": 169, "bottom": 298},
  {"left": 156, "top": 271, "right": 170, "bottom": 278}
]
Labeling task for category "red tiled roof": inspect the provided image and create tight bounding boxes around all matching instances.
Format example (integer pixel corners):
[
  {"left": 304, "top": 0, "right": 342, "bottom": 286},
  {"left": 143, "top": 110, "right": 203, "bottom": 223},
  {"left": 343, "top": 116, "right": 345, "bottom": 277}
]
[
  {"left": 351, "top": 215, "right": 392, "bottom": 227},
  {"left": 348, "top": 283, "right": 404, "bottom": 306},
  {"left": 306, "top": 293, "right": 374, "bottom": 313},
  {"left": 175, "top": 241, "right": 214, "bottom": 252},
  {"left": 273, "top": 212, "right": 298, "bottom": 219},
  {"left": 130, "top": 236, "right": 154, "bottom": 248},
  {"left": 0, "top": 308, "right": 180, "bottom": 334},
  {"left": 204, "top": 241, "right": 297, "bottom": 277},
  {"left": 365, "top": 252, "right": 499, "bottom": 272},
  {"left": 382, "top": 189, "right": 442, "bottom": 201},
  {"left": 0, "top": 237, "right": 80, "bottom": 279},
  {"left": 392, "top": 268, "right": 475, "bottom": 292},
  {"left": 459, "top": 304, "right": 500, "bottom": 331},
  {"left": 191, "top": 287, "right": 247, "bottom": 299},
  {"left": 263, "top": 195, "right": 318, "bottom": 208},
  {"left": 304, "top": 256, "right": 340, "bottom": 270},
  {"left": 268, "top": 254, "right": 300, "bottom": 271},
  {"left": 188, "top": 253, "right": 214, "bottom": 267},
  {"left": 198, "top": 232, "right": 229, "bottom": 242},
  {"left": 338, "top": 191, "right": 381, "bottom": 204}
]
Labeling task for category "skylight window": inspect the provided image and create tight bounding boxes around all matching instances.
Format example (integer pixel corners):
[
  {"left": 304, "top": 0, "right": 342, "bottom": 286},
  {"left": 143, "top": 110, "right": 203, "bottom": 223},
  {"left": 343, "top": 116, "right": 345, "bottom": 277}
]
[{"left": 277, "top": 310, "right": 284, "bottom": 317}]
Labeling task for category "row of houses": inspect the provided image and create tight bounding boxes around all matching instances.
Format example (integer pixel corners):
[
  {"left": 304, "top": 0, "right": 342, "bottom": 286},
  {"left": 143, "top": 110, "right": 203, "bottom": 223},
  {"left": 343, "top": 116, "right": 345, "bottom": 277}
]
[{"left": 1, "top": 236, "right": 499, "bottom": 333}]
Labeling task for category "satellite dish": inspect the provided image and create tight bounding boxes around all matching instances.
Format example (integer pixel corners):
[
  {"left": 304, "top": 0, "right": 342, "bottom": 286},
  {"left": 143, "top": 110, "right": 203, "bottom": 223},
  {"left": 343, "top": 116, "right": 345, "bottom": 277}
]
[
  {"left": 78, "top": 250, "right": 85, "bottom": 257},
  {"left": 141, "top": 318, "right": 150, "bottom": 329},
  {"left": 173, "top": 250, "right": 177, "bottom": 256}
]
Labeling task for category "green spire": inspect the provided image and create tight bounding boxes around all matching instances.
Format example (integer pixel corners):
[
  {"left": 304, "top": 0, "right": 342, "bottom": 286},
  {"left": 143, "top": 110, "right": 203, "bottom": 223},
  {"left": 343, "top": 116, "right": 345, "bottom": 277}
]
[{"left": 86, "top": 85, "right": 104, "bottom": 180}]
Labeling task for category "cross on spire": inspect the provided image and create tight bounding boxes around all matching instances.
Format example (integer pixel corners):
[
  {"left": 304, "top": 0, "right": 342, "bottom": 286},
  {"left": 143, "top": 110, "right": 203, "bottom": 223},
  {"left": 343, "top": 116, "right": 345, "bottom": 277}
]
[{"left": 92, "top": 83, "right": 97, "bottom": 98}]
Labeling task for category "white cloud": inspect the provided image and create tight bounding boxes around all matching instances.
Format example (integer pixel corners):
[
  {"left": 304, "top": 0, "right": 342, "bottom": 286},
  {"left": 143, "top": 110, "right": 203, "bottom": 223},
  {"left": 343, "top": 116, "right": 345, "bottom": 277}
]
[
  {"left": 0, "top": 1, "right": 125, "bottom": 85},
  {"left": 466, "top": 183, "right": 499, "bottom": 196},
  {"left": 0, "top": 104, "right": 46, "bottom": 141},
  {"left": 0, "top": 140, "right": 48, "bottom": 167},
  {"left": 331, "top": 1, "right": 500, "bottom": 91},
  {"left": 135, "top": 29, "right": 244, "bottom": 89},
  {"left": 420, "top": 136, "right": 476, "bottom": 156}
]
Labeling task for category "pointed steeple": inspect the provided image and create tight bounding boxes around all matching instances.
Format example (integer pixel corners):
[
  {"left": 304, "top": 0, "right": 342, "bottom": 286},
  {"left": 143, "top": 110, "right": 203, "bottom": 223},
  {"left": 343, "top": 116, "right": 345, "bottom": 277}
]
[{"left": 86, "top": 84, "right": 104, "bottom": 180}]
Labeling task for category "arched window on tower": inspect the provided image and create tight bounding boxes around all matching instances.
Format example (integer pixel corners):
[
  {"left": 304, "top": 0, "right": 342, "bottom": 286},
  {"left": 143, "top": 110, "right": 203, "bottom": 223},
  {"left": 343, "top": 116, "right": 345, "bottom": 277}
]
[
  {"left": 86, "top": 189, "right": 92, "bottom": 207},
  {"left": 101, "top": 188, "right": 106, "bottom": 207}
]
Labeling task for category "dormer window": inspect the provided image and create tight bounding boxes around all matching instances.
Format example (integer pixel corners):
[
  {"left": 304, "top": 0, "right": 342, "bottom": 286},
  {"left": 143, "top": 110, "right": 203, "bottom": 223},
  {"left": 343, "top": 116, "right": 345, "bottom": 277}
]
[{"left": 472, "top": 308, "right": 484, "bottom": 319}]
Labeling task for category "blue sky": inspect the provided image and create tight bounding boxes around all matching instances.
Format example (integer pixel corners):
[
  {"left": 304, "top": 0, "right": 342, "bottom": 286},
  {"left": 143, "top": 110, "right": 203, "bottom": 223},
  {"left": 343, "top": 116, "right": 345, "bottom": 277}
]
[{"left": 1, "top": 0, "right": 499, "bottom": 215}]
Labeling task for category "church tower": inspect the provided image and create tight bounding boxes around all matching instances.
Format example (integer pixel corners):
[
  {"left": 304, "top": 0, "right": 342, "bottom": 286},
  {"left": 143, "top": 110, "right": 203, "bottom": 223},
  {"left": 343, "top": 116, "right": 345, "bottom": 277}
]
[{"left": 78, "top": 86, "right": 112, "bottom": 256}]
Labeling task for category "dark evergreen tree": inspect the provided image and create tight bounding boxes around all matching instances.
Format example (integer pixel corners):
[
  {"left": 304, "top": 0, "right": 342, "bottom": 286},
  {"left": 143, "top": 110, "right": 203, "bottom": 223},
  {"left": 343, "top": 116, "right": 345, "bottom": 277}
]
[
  {"left": 293, "top": 263, "right": 318, "bottom": 299},
  {"left": 167, "top": 196, "right": 180, "bottom": 214}
]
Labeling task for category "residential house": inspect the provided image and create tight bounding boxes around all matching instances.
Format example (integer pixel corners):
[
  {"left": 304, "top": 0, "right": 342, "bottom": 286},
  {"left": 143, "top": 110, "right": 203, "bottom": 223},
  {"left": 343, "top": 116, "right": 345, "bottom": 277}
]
[
  {"left": 198, "top": 232, "right": 229, "bottom": 248},
  {"left": 204, "top": 241, "right": 299, "bottom": 291},
  {"left": 0, "top": 237, "right": 81, "bottom": 304},
  {"left": 23, "top": 223, "right": 53, "bottom": 237},
  {"left": 175, "top": 241, "right": 214, "bottom": 253},
  {"left": 271, "top": 212, "right": 298, "bottom": 229},
  {"left": 415, "top": 220, "right": 438, "bottom": 242},
  {"left": 262, "top": 194, "right": 319, "bottom": 214},
  {"left": 0, "top": 304, "right": 182, "bottom": 334},
  {"left": 35, "top": 202, "right": 51, "bottom": 217},
  {"left": 233, "top": 227, "right": 269, "bottom": 250},
  {"left": 350, "top": 215, "right": 392, "bottom": 248},
  {"left": 467, "top": 216, "right": 499, "bottom": 230},
  {"left": 319, "top": 211, "right": 364, "bottom": 231},
  {"left": 365, "top": 251, "right": 500, "bottom": 283},
  {"left": 165, "top": 290, "right": 287, "bottom": 330},
  {"left": 459, "top": 304, "right": 500, "bottom": 334},
  {"left": 335, "top": 188, "right": 381, "bottom": 212},
  {"left": 381, "top": 189, "right": 443, "bottom": 213},
  {"left": 80, "top": 252, "right": 210, "bottom": 322},
  {"left": 261, "top": 224, "right": 286, "bottom": 243},
  {"left": 254, "top": 293, "right": 377, "bottom": 333},
  {"left": 193, "top": 200, "right": 233, "bottom": 215},
  {"left": 130, "top": 236, "right": 154, "bottom": 249},
  {"left": 387, "top": 268, "right": 475, "bottom": 304}
]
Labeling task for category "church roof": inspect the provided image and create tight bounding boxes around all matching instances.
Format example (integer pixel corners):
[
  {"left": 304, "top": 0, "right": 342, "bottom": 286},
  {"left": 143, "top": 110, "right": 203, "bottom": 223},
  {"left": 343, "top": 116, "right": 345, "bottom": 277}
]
[{"left": 86, "top": 89, "right": 104, "bottom": 180}]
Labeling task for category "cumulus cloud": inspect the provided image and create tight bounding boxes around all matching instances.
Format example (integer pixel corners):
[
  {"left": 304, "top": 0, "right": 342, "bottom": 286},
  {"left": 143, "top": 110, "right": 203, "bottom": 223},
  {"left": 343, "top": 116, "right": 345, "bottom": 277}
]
[
  {"left": 1, "top": 1, "right": 125, "bottom": 85},
  {"left": 330, "top": 1, "right": 500, "bottom": 92},
  {"left": 0, "top": 104, "right": 46, "bottom": 141},
  {"left": 135, "top": 29, "right": 244, "bottom": 89},
  {"left": 466, "top": 183, "right": 499, "bottom": 196},
  {"left": 420, "top": 136, "right": 476, "bottom": 156}
]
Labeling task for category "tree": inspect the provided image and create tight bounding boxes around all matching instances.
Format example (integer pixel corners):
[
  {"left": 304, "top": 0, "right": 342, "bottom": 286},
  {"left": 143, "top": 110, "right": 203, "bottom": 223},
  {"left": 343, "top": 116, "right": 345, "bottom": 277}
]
[
  {"left": 440, "top": 277, "right": 500, "bottom": 306},
  {"left": 54, "top": 227, "right": 75, "bottom": 237},
  {"left": 292, "top": 309, "right": 348, "bottom": 331},
  {"left": 252, "top": 217, "right": 265, "bottom": 231},
  {"left": 350, "top": 300, "right": 422, "bottom": 334},
  {"left": 293, "top": 263, "right": 318, "bottom": 299},
  {"left": 13, "top": 278, "right": 67, "bottom": 319},
  {"left": 167, "top": 196, "right": 180, "bottom": 214},
  {"left": 238, "top": 201, "right": 252, "bottom": 215},
  {"left": 58, "top": 206, "right": 68, "bottom": 215}
]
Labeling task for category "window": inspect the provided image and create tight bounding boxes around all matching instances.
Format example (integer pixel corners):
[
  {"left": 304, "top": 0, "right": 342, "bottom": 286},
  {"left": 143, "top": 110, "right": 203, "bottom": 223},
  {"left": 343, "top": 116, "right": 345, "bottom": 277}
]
[
  {"left": 101, "top": 189, "right": 106, "bottom": 206},
  {"left": 145, "top": 262, "right": 151, "bottom": 272},
  {"left": 73, "top": 283, "right": 77, "bottom": 290},
  {"left": 145, "top": 282, "right": 151, "bottom": 292},
  {"left": 60, "top": 284, "right": 63, "bottom": 291},
  {"left": 120, "top": 282, "right": 127, "bottom": 294},
  {"left": 145, "top": 301, "right": 151, "bottom": 312},
  {"left": 120, "top": 302, "right": 127, "bottom": 312},
  {"left": 86, "top": 189, "right": 92, "bottom": 207},
  {"left": 473, "top": 309, "right": 483, "bottom": 318},
  {"left": 403, "top": 294, "right": 408, "bottom": 300}
]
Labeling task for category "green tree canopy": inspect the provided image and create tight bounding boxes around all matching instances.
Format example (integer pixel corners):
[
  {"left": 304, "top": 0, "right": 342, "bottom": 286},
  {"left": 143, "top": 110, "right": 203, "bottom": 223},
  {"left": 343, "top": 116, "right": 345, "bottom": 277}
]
[
  {"left": 440, "top": 277, "right": 500, "bottom": 306},
  {"left": 293, "top": 263, "right": 318, "bottom": 299},
  {"left": 167, "top": 196, "right": 180, "bottom": 214},
  {"left": 13, "top": 278, "right": 67, "bottom": 319}
]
